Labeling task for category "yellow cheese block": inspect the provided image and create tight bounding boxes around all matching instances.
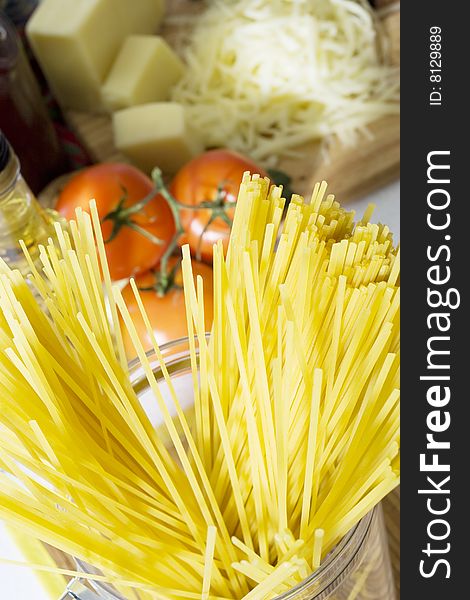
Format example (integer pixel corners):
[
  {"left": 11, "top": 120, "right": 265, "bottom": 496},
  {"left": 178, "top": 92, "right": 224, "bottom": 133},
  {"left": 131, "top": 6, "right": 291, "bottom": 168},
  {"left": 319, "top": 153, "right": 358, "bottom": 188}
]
[
  {"left": 26, "top": 0, "right": 165, "bottom": 111},
  {"left": 102, "top": 35, "right": 185, "bottom": 111},
  {"left": 113, "top": 103, "right": 203, "bottom": 174}
]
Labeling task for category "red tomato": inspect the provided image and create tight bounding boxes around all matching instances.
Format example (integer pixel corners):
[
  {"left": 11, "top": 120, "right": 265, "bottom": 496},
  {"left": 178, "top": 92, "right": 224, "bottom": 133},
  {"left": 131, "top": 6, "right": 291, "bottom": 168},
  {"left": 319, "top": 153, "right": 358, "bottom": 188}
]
[
  {"left": 56, "top": 163, "right": 175, "bottom": 280},
  {"left": 170, "top": 149, "right": 267, "bottom": 263},
  {"left": 120, "top": 259, "right": 213, "bottom": 358}
]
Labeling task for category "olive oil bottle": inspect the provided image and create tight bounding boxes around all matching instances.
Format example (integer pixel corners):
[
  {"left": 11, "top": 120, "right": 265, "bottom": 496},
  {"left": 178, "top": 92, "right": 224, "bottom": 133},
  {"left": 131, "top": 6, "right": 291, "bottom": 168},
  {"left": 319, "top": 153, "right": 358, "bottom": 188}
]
[{"left": 0, "top": 130, "right": 56, "bottom": 274}]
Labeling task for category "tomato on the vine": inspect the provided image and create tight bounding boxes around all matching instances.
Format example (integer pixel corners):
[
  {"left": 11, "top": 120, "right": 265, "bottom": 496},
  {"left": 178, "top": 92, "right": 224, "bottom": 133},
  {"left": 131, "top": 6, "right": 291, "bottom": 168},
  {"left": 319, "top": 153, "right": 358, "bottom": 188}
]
[
  {"left": 169, "top": 149, "right": 267, "bottom": 263},
  {"left": 56, "top": 163, "right": 175, "bottom": 281},
  {"left": 120, "top": 258, "right": 213, "bottom": 358}
]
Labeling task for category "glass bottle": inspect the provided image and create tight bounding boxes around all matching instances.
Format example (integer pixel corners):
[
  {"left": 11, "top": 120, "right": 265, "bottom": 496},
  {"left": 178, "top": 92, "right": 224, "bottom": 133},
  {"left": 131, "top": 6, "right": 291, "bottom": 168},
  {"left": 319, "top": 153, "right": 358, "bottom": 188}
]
[
  {"left": 0, "top": 130, "right": 55, "bottom": 274},
  {"left": 0, "top": 1, "right": 38, "bottom": 29},
  {"left": 0, "top": 12, "right": 68, "bottom": 194}
]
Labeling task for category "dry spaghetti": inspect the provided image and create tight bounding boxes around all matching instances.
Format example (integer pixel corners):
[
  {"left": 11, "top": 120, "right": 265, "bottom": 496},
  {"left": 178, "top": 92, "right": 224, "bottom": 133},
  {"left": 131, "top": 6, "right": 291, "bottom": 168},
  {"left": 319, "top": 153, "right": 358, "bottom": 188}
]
[{"left": 0, "top": 174, "right": 399, "bottom": 599}]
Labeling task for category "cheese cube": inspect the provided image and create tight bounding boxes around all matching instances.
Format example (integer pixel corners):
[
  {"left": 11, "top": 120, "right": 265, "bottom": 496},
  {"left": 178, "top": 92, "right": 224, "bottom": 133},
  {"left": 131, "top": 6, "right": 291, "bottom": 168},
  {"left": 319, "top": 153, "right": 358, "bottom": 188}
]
[
  {"left": 26, "top": 0, "right": 165, "bottom": 111},
  {"left": 113, "top": 103, "right": 203, "bottom": 174},
  {"left": 102, "top": 36, "right": 185, "bottom": 111}
]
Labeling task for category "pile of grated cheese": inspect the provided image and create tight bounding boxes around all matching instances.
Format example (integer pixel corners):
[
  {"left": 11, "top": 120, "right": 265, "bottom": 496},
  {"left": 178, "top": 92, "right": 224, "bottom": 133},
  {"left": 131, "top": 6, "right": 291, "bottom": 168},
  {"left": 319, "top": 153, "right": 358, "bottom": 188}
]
[{"left": 170, "top": 0, "right": 400, "bottom": 165}]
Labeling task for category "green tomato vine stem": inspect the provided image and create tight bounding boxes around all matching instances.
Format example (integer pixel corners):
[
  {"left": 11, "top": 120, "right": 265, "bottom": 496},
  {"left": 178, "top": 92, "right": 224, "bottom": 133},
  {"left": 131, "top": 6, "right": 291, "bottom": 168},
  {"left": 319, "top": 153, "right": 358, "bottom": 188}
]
[{"left": 150, "top": 168, "right": 233, "bottom": 292}]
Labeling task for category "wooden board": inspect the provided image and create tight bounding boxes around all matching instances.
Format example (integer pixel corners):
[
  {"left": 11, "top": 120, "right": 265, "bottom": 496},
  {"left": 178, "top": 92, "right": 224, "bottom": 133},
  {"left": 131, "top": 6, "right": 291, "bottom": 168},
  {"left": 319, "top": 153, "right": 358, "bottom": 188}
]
[{"left": 65, "top": 0, "right": 400, "bottom": 203}]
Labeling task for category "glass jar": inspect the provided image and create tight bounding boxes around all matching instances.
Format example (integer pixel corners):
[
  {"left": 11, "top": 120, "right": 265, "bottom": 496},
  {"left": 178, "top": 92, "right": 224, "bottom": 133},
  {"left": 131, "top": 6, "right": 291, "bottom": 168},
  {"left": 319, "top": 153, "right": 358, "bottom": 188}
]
[
  {"left": 0, "top": 12, "right": 67, "bottom": 194},
  {"left": 0, "top": 131, "right": 59, "bottom": 274},
  {"left": 61, "top": 338, "right": 396, "bottom": 600}
]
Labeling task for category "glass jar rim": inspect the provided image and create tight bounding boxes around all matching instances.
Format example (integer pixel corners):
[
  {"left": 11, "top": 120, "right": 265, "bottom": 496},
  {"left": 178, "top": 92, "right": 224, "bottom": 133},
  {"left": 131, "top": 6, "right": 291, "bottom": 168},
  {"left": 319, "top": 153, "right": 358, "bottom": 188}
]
[{"left": 83, "top": 336, "right": 377, "bottom": 599}]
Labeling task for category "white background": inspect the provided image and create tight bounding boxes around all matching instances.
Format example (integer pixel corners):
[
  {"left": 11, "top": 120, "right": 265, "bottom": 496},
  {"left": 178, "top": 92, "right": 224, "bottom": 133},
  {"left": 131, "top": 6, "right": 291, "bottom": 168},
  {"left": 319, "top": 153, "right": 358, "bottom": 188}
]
[{"left": 0, "top": 180, "right": 400, "bottom": 599}]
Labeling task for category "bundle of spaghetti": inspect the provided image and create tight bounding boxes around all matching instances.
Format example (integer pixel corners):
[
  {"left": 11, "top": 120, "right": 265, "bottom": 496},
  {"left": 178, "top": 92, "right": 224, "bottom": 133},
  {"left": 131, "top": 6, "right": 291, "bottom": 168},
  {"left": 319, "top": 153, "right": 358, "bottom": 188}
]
[{"left": 0, "top": 174, "right": 399, "bottom": 599}]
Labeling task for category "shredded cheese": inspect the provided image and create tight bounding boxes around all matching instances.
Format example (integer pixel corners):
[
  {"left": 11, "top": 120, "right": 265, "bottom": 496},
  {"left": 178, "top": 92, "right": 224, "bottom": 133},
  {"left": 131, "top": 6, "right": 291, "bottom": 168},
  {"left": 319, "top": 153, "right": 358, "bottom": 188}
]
[{"left": 170, "top": 0, "right": 399, "bottom": 164}]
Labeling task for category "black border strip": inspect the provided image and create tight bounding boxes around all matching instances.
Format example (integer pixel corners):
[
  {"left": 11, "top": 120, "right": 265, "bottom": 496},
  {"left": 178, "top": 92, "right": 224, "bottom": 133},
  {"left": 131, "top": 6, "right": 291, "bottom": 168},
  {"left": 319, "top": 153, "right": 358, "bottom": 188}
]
[{"left": 401, "top": 2, "right": 467, "bottom": 597}]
